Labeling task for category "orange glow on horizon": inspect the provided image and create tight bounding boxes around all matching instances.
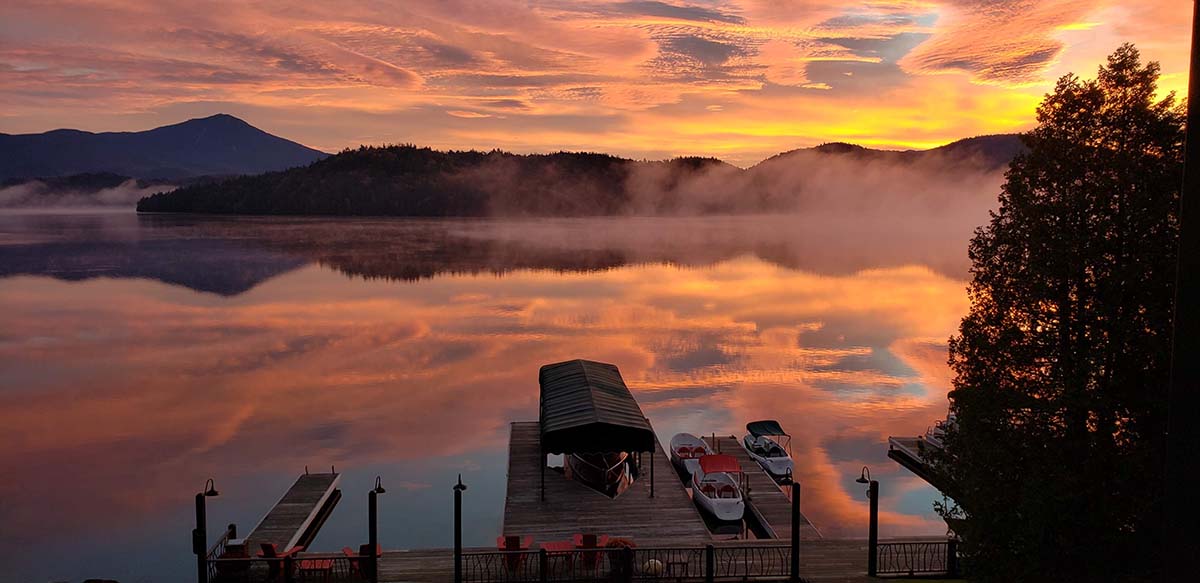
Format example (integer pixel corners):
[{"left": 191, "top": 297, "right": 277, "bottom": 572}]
[{"left": 0, "top": 0, "right": 1189, "bottom": 166}]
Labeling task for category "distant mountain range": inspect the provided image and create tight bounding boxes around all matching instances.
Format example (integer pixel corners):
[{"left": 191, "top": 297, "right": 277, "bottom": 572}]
[
  {"left": 1, "top": 113, "right": 1025, "bottom": 214},
  {"left": 137, "top": 133, "right": 1024, "bottom": 216},
  {"left": 0, "top": 114, "right": 327, "bottom": 181}
]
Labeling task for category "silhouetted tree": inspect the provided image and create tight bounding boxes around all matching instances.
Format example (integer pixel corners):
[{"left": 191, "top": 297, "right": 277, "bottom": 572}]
[{"left": 935, "top": 44, "right": 1184, "bottom": 581}]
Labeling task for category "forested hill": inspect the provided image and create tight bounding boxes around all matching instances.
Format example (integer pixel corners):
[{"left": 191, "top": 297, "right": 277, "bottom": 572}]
[{"left": 136, "top": 135, "right": 1024, "bottom": 216}]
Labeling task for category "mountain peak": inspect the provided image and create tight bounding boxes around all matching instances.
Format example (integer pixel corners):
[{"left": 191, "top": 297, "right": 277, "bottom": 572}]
[{"left": 0, "top": 115, "right": 327, "bottom": 181}]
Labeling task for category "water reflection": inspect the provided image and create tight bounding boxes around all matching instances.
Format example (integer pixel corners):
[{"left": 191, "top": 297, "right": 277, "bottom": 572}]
[{"left": 0, "top": 212, "right": 972, "bottom": 582}]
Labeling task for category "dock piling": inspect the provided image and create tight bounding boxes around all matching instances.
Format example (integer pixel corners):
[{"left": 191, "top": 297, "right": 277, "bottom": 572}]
[{"left": 790, "top": 481, "right": 800, "bottom": 581}]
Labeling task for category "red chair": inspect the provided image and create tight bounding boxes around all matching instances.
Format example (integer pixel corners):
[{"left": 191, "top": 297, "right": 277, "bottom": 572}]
[
  {"left": 541, "top": 540, "right": 577, "bottom": 575},
  {"left": 718, "top": 484, "right": 737, "bottom": 499},
  {"left": 257, "top": 543, "right": 304, "bottom": 580},
  {"left": 700, "top": 483, "right": 717, "bottom": 497},
  {"left": 341, "top": 544, "right": 382, "bottom": 580},
  {"left": 572, "top": 534, "right": 611, "bottom": 571},
  {"left": 676, "top": 446, "right": 692, "bottom": 459},
  {"left": 497, "top": 535, "right": 533, "bottom": 573}
]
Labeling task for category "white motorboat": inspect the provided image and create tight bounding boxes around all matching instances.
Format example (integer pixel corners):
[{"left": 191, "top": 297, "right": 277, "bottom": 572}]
[
  {"left": 742, "top": 420, "right": 794, "bottom": 481},
  {"left": 567, "top": 452, "right": 634, "bottom": 498},
  {"left": 691, "top": 454, "right": 745, "bottom": 522},
  {"left": 669, "top": 433, "right": 714, "bottom": 479}
]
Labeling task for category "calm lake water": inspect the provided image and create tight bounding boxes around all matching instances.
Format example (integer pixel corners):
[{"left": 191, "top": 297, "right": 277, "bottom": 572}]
[{"left": 0, "top": 210, "right": 980, "bottom": 582}]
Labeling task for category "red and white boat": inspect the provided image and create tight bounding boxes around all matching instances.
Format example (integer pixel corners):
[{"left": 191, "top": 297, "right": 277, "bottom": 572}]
[
  {"left": 670, "top": 433, "right": 714, "bottom": 479},
  {"left": 691, "top": 454, "right": 745, "bottom": 522}
]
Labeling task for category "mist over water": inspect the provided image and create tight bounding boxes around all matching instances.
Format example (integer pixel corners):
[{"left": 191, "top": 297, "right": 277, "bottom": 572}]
[
  {"left": 0, "top": 178, "right": 173, "bottom": 208},
  {"left": 0, "top": 202, "right": 996, "bottom": 582}
]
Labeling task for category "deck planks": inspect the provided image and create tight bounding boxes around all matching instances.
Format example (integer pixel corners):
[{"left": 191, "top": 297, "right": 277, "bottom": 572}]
[
  {"left": 705, "top": 436, "right": 821, "bottom": 541},
  {"left": 244, "top": 472, "right": 341, "bottom": 552},
  {"left": 502, "top": 421, "right": 711, "bottom": 547}
]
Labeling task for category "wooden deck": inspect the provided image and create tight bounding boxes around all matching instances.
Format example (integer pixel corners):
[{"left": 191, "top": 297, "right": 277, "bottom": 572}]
[
  {"left": 244, "top": 472, "right": 341, "bottom": 551},
  {"left": 502, "top": 421, "right": 711, "bottom": 546},
  {"left": 705, "top": 436, "right": 821, "bottom": 541},
  {"left": 376, "top": 540, "right": 881, "bottom": 582},
  {"left": 886, "top": 437, "right": 944, "bottom": 491}
]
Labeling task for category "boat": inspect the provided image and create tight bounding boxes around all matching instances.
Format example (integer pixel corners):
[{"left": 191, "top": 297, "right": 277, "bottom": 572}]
[
  {"left": 566, "top": 452, "right": 635, "bottom": 497},
  {"left": 691, "top": 454, "right": 745, "bottom": 522},
  {"left": 742, "top": 420, "right": 794, "bottom": 481},
  {"left": 919, "top": 413, "right": 958, "bottom": 451},
  {"left": 669, "top": 433, "right": 714, "bottom": 479}
]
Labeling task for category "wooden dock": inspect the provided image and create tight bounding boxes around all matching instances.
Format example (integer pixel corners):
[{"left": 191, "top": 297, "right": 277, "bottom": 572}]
[
  {"left": 244, "top": 472, "right": 341, "bottom": 551},
  {"left": 502, "top": 422, "right": 711, "bottom": 546},
  {"left": 705, "top": 436, "right": 821, "bottom": 541},
  {"left": 886, "top": 437, "right": 943, "bottom": 491}
]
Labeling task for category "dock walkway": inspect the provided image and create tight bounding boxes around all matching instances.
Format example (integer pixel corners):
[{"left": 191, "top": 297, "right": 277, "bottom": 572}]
[
  {"left": 886, "top": 437, "right": 943, "bottom": 490},
  {"left": 244, "top": 472, "right": 341, "bottom": 552},
  {"left": 502, "top": 421, "right": 711, "bottom": 546},
  {"left": 705, "top": 436, "right": 821, "bottom": 541}
]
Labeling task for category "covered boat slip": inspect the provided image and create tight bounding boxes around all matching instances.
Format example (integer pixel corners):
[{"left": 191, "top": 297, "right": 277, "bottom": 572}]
[
  {"left": 537, "top": 359, "right": 659, "bottom": 499},
  {"left": 503, "top": 421, "right": 711, "bottom": 546},
  {"left": 502, "top": 359, "right": 710, "bottom": 545}
]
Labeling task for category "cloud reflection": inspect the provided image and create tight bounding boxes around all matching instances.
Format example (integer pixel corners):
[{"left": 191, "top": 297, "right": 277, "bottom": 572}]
[{"left": 1, "top": 214, "right": 966, "bottom": 578}]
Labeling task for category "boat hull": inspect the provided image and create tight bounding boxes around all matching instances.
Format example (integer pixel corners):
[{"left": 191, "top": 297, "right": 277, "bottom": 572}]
[{"left": 693, "top": 492, "right": 744, "bottom": 522}]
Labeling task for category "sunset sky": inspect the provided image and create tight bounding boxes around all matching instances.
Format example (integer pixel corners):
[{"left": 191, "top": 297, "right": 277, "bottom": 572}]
[{"left": 0, "top": 0, "right": 1191, "bottom": 166}]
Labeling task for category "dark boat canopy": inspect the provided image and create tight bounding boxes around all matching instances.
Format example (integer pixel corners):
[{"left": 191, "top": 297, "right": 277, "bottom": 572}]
[
  {"left": 747, "top": 420, "right": 788, "bottom": 437},
  {"left": 539, "top": 359, "right": 655, "bottom": 454}
]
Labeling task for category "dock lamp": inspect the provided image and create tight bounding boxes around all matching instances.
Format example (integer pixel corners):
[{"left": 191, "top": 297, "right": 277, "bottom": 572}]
[
  {"left": 369, "top": 476, "right": 386, "bottom": 583},
  {"left": 454, "top": 475, "right": 468, "bottom": 583},
  {"left": 194, "top": 478, "right": 219, "bottom": 583},
  {"left": 856, "top": 467, "right": 879, "bottom": 576}
]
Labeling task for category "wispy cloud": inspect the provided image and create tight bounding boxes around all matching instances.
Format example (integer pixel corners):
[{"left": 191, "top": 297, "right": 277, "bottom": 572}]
[{"left": 0, "top": 0, "right": 1188, "bottom": 164}]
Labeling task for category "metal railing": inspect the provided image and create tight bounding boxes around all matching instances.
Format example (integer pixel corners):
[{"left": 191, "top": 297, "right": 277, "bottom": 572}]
[
  {"left": 205, "top": 524, "right": 238, "bottom": 582},
  {"left": 208, "top": 554, "right": 366, "bottom": 583},
  {"left": 874, "top": 540, "right": 959, "bottom": 577},
  {"left": 461, "top": 544, "right": 795, "bottom": 583}
]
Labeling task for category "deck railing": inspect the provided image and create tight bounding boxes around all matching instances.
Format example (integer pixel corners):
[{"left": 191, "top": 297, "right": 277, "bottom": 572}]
[
  {"left": 208, "top": 554, "right": 365, "bottom": 583},
  {"left": 461, "top": 544, "right": 796, "bottom": 582},
  {"left": 874, "top": 540, "right": 959, "bottom": 577}
]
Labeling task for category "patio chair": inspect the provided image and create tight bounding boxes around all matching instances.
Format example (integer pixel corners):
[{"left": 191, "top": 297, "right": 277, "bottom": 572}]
[
  {"left": 257, "top": 543, "right": 304, "bottom": 580},
  {"left": 341, "top": 544, "right": 383, "bottom": 580},
  {"left": 572, "top": 534, "right": 611, "bottom": 571},
  {"left": 497, "top": 535, "right": 533, "bottom": 574}
]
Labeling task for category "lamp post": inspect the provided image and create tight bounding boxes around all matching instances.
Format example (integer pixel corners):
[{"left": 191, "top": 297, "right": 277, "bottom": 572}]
[
  {"left": 454, "top": 475, "right": 468, "bottom": 583},
  {"left": 856, "top": 467, "right": 879, "bottom": 577},
  {"left": 193, "top": 478, "right": 219, "bottom": 583},
  {"left": 369, "top": 476, "right": 385, "bottom": 583}
]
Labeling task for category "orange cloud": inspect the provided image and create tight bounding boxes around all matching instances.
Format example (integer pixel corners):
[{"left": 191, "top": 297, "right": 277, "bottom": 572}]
[{"left": 0, "top": 1, "right": 1189, "bottom": 164}]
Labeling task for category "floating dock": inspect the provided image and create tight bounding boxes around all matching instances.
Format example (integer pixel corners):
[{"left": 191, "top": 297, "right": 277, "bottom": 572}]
[
  {"left": 705, "top": 436, "right": 821, "bottom": 541},
  {"left": 886, "top": 437, "right": 943, "bottom": 490},
  {"left": 502, "top": 421, "right": 711, "bottom": 546},
  {"left": 244, "top": 471, "right": 342, "bottom": 552}
]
